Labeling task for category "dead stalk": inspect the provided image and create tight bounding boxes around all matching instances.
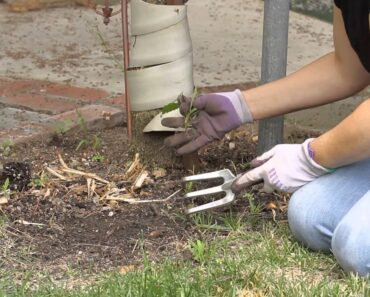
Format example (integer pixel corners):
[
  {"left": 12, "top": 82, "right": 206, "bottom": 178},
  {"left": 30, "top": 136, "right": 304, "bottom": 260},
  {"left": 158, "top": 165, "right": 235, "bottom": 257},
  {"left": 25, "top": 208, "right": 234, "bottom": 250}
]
[
  {"left": 46, "top": 167, "right": 70, "bottom": 181},
  {"left": 105, "top": 189, "right": 181, "bottom": 204}
]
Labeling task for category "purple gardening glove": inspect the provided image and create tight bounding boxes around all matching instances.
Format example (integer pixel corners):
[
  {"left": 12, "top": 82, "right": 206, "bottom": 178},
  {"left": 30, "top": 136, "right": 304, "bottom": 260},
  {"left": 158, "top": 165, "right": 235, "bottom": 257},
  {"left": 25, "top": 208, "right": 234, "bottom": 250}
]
[
  {"left": 231, "top": 138, "right": 334, "bottom": 194},
  {"left": 161, "top": 90, "right": 253, "bottom": 155}
]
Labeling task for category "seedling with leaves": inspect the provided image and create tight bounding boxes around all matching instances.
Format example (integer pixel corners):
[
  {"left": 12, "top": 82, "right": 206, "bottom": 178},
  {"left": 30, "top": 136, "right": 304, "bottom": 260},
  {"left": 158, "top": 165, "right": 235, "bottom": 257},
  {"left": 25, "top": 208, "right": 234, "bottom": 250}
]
[
  {"left": 190, "top": 239, "right": 207, "bottom": 262},
  {"left": 1, "top": 139, "right": 14, "bottom": 157},
  {"left": 31, "top": 171, "right": 49, "bottom": 188},
  {"left": 54, "top": 119, "right": 73, "bottom": 136},
  {"left": 1, "top": 178, "right": 10, "bottom": 196},
  {"left": 92, "top": 153, "right": 105, "bottom": 162},
  {"left": 161, "top": 88, "right": 200, "bottom": 130},
  {"left": 244, "top": 193, "right": 264, "bottom": 215}
]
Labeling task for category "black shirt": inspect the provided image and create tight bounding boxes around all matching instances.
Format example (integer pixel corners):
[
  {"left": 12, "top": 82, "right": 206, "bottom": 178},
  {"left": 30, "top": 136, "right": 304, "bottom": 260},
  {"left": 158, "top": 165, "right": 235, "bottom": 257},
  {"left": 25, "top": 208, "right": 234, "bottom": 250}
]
[{"left": 334, "top": 0, "right": 370, "bottom": 73}]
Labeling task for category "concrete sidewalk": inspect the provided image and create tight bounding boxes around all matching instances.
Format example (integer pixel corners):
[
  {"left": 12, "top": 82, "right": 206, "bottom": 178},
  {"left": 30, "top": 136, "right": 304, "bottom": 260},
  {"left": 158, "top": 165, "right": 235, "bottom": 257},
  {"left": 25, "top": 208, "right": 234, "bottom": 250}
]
[
  {"left": 0, "top": 0, "right": 334, "bottom": 89},
  {"left": 0, "top": 0, "right": 368, "bottom": 146}
]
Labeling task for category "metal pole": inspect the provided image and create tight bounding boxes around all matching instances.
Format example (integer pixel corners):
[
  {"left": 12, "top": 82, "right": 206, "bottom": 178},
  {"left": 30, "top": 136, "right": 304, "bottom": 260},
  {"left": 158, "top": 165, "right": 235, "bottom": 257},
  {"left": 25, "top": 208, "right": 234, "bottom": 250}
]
[
  {"left": 121, "top": 0, "right": 132, "bottom": 141},
  {"left": 257, "top": 0, "right": 290, "bottom": 154}
]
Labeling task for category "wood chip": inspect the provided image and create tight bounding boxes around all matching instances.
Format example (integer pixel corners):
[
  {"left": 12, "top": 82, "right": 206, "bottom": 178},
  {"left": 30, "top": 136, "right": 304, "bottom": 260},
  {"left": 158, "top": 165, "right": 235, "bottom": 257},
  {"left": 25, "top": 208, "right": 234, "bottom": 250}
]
[
  {"left": 58, "top": 153, "right": 69, "bottom": 169},
  {"left": 43, "top": 188, "right": 51, "bottom": 199},
  {"left": 61, "top": 168, "right": 109, "bottom": 184},
  {"left": 0, "top": 197, "right": 8, "bottom": 205},
  {"left": 46, "top": 167, "right": 70, "bottom": 181},
  {"left": 126, "top": 153, "right": 140, "bottom": 173},
  {"left": 132, "top": 170, "right": 149, "bottom": 191},
  {"left": 266, "top": 201, "right": 278, "bottom": 210},
  {"left": 252, "top": 135, "right": 258, "bottom": 143},
  {"left": 15, "top": 220, "right": 46, "bottom": 227}
]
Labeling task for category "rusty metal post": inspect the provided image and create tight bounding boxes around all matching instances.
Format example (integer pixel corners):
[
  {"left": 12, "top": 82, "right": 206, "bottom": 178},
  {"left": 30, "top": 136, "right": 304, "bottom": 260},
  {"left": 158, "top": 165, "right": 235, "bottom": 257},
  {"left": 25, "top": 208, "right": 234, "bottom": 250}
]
[
  {"left": 257, "top": 0, "right": 290, "bottom": 154},
  {"left": 121, "top": 0, "right": 132, "bottom": 141}
]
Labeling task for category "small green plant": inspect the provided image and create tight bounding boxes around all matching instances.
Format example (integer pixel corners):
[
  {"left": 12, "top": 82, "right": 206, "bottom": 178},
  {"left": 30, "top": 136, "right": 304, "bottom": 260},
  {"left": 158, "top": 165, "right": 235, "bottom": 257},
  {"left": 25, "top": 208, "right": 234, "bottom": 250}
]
[
  {"left": 161, "top": 88, "right": 200, "bottom": 129},
  {"left": 190, "top": 239, "right": 207, "bottom": 262},
  {"left": 92, "top": 153, "right": 105, "bottom": 162},
  {"left": 0, "top": 215, "right": 7, "bottom": 228},
  {"left": 77, "top": 111, "right": 88, "bottom": 135},
  {"left": 1, "top": 139, "right": 14, "bottom": 156},
  {"left": 220, "top": 212, "right": 245, "bottom": 232},
  {"left": 74, "top": 111, "right": 102, "bottom": 151},
  {"left": 185, "top": 181, "right": 194, "bottom": 193},
  {"left": 31, "top": 171, "right": 49, "bottom": 188},
  {"left": 244, "top": 192, "right": 264, "bottom": 215},
  {"left": 54, "top": 119, "right": 73, "bottom": 135},
  {"left": 191, "top": 212, "right": 215, "bottom": 227},
  {"left": 76, "top": 135, "right": 102, "bottom": 151},
  {"left": 1, "top": 178, "right": 10, "bottom": 195},
  {"left": 92, "top": 135, "right": 102, "bottom": 150},
  {"left": 76, "top": 139, "right": 89, "bottom": 151}
]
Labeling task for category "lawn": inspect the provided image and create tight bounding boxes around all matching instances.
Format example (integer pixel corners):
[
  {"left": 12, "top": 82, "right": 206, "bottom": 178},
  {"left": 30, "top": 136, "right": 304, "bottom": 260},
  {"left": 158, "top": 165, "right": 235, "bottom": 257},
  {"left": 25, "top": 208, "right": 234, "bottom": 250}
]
[{"left": 2, "top": 210, "right": 370, "bottom": 297}]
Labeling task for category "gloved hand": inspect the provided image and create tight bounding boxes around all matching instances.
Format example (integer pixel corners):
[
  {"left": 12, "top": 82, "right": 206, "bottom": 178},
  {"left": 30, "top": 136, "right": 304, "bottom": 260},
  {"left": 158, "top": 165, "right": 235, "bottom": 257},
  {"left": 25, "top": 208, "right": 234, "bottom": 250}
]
[
  {"left": 231, "top": 138, "right": 334, "bottom": 193},
  {"left": 161, "top": 90, "right": 253, "bottom": 155}
]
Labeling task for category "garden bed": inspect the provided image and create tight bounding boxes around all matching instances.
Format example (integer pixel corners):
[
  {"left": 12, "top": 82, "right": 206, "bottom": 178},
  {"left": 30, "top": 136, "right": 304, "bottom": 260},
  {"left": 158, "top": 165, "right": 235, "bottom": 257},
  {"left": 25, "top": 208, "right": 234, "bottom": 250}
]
[{"left": 0, "top": 124, "right": 316, "bottom": 286}]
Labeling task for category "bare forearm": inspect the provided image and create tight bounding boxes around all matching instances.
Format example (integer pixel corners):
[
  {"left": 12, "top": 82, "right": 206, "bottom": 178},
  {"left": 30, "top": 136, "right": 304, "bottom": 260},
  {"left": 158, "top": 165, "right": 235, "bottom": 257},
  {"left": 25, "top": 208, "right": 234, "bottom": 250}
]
[
  {"left": 310, "top": 99, "right": 370, "bottom": 168},
  {"left": 243, "top": 52, "right": 370, "bottom": 120}
]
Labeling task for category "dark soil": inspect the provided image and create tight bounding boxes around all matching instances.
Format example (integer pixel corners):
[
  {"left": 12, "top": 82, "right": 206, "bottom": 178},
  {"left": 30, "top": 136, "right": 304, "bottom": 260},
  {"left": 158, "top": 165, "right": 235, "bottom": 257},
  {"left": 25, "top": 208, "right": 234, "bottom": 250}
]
[{"left": 0, "top": 124, "right": 318, "bottom": 283}]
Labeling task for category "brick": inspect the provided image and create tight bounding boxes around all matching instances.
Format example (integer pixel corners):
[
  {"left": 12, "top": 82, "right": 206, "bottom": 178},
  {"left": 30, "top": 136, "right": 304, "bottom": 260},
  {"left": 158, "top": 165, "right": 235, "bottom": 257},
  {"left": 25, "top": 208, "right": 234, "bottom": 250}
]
[
  {"left": 43, "top": 84, "right": 110, "bottom": 102},
  {"left": 0, "top": 78, "right": 110, "bottom": 104},
  {"left": 104, "top": 95, "right": 126, "bottom": 107},
  {"left": 44, "top": 104, "right": 126, "bottom": 132},
  {"left": 0, "top": 79, "right": 47, "bottom": 97},
  {"left": 0, "top": 94, "right": 78, "bottom": 114},
  {"left": 0, "top": 105, "right": 125, "bottom": 146},
  {"left": 0, "top": 78, "right": 14, "bottom": 96}
]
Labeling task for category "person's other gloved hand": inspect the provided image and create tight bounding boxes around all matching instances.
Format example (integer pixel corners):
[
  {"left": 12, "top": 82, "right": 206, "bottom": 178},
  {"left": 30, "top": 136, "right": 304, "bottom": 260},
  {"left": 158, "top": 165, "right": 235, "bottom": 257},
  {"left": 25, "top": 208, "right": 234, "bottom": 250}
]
[
  {"left": 231, "top": 138, "right": 334, "bottom": 193},
  {"left": 161, "top": 90, "right": 253, "bottom": 155}
]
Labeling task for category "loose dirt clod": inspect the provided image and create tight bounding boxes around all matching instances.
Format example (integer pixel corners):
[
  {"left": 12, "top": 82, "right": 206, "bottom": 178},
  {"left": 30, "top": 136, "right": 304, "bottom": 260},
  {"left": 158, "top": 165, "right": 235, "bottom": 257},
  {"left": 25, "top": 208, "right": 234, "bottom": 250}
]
[{"left": 0, "top": 161, "right": 31, "bottom": 191}]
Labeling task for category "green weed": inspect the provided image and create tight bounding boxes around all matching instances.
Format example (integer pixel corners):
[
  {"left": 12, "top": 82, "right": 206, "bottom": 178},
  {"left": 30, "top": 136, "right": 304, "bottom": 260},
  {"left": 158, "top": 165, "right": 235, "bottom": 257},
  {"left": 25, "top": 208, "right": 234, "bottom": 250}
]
[
  {"left": 54, "top": 119, "right": 74, "bottom": 135},
  {"left": 92, "top": 153, "right": 105, "bottom": 162},
  {"left": 1, "top": 178, "right": 10, "bottom": 195},
  {"left": 1, "top": 139, "right": 14, "bottom": 156},
  {"left": 31, "top": 171, "right": 49, "bottom": 188}
]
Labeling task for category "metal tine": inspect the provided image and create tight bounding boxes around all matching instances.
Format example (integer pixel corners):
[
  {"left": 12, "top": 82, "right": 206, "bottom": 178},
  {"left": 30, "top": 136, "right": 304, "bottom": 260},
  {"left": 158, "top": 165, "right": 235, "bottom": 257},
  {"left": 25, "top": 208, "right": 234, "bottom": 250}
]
[
  {"left": 182, "top": 169, "right": 234, "bottom": 183},
  {"left": 187, "top": 191, "right": 235, "bottom": 214},
  {"left": 183, "top": 185, "right": 223, "bottom": 199}
]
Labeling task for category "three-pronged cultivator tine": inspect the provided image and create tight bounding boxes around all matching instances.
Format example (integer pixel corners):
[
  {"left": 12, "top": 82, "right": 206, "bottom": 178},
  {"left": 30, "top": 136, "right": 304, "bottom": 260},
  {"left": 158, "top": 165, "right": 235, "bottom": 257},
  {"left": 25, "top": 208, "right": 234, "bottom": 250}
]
[{"left": 182, "top": 169, "right": 237, "bottom": 214}]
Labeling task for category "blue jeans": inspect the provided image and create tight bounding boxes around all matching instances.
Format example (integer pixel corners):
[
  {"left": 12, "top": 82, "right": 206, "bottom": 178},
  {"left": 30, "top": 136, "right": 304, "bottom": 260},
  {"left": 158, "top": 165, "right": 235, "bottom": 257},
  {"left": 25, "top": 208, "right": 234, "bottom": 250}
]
[{"left": 288, "top": 158, "right": 370, "bottom": 276}]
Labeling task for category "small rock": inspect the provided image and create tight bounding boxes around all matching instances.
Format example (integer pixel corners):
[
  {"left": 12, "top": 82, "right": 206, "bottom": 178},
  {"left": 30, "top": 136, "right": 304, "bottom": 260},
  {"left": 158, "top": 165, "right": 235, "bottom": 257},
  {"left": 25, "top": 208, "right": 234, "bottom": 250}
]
[
  {"left": 252, "top": 135, "right": 258, "bottom": 143},
  {"left": 119, "top": 265, "right": 135, "bottom": 275},
  {"left": 70, "top": 159, "right": 80, "bottom": 167},
  {"left": 266, "top": 201, "right": 278, "bottom": 210},
  {"left": 152, "top": 168, "right": 167, "bottom": 179},
  {"left": 229, "top": 142, "right": 236, "bottom": 150},
  {"left": 149, "top": 230, "right": 163, "bottom": 238}
]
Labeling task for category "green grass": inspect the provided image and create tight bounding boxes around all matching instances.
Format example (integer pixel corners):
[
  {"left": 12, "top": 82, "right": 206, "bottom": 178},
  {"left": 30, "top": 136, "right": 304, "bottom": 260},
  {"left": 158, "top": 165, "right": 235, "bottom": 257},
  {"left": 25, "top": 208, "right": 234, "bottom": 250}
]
[{"left": 1, "top": 214, "right": 370, "bottom": 296}]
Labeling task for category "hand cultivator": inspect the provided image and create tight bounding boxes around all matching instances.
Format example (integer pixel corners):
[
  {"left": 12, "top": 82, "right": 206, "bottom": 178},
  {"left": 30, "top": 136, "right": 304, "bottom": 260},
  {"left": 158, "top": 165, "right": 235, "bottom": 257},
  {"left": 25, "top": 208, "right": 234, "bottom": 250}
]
[{"left": 182, "top": 169, "right": 239, "bottom": 215}]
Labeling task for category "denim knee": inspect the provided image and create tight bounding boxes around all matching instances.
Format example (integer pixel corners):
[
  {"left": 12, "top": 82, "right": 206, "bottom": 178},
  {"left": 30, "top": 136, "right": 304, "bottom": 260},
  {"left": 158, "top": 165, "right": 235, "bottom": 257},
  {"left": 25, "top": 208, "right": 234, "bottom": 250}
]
[
  {"left": 331, "top": 192, "right": 370, "bottom": 276},
  {"left": 332, "top": 223, "right": 370, "bottom": 276},
  {"left": 288, "top": 188, "right": 333, "bottom": 252}
]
